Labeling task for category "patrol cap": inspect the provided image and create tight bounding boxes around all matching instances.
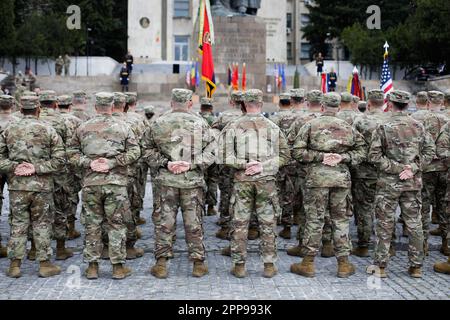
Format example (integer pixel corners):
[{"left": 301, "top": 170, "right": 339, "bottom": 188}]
[
  {"left": 444, "top": 89, "right": 450, "bottom": 103},
  {"left": 95, "top": 92, "right": 114, "bottom": 106},
  {"left": 306, "top": 90, "right": 323, "bottom": 104},
  {"left": 23, "top": 91, "right": 37, "bottom": 97},
  {"left": 416, "top": 91, "right": 428, "bottom": 104},
  {"left": 21, "top": 96, "right": 40, "bottom": 110},
  {"left": 389, "top": 90, "right": 411, "bottom": 104},
  {"left": 144, "top": 105, "right": 155, "bottom": 114},
  {"left": 290, "top": 89, "right": 305, "bottom": 99},
  {"left": 57, "top": 95, "right": 72, "bottom": 106},
  {"left": 352, "top": 95, "right": 361, "bottom": 104},
  {"left": 279, "top": 93, "right": 291, "bottom": 101},
  {"left": 125, "top": 92, "right": 138, "bottom": 104},
  {"left": 244, "top": 89, "right": 263, "bottom": 103},
  {"left": 0, "top": 95, "right": 14, "bottom": 107},
  {"left": 230, "top": 91, "right": 244, "bottom": 103},
  {"left": 323, "top": 92, "right": 341, "bottom": 108},
  {"left": 428, "top": 91, "right": 445, "bottom": 104},
  {"left": 171, "top": 89, "right": 193, "bottom": 103},
  {"left": 200, "top": 97, "right": 213, "bottom": 106},
  {"left": 113, "top": 92, "right": 127, "bottom": 104},
  {"left": 39, "top": 90, "right": 57, "bottom": 102},
  {"left": 367, "top": 89, "right": 385, "bottom": 102},
  {"left": 358, "top": 101, "right": 367, "bottom": 110},
  {"left": 340, "top": 92, "right": 353, "bottom": 103}
]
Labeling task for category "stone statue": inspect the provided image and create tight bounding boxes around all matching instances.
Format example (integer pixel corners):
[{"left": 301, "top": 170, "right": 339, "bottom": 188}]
[{"left": 210, "top": 0, "right": 261, "bottom": 16}]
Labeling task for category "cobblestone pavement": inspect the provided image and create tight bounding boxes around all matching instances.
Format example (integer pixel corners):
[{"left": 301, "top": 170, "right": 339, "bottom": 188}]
[{"left": 0, "top": 181, "right": 448, "bottom": 300}]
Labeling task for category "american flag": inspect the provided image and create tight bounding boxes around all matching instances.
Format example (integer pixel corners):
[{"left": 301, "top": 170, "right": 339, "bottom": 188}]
[{"left": 380, "top": 42, "right": 393, "bottom": 110}]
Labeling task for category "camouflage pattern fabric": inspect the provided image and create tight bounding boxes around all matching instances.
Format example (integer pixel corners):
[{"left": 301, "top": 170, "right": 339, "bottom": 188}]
[{"left": 436, "top": 122, "right": 450, "bottom": 241}]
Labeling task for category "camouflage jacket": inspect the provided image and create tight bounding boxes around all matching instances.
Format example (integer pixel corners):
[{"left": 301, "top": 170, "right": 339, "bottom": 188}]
[
  {"left": 59, "top": 111, "right": 82, "bottom": 135},
  {"left": 199, "top": 111, "right": 216, "bottom": 127},
  {"left": 67, "top": 114, "right": 141, "bottom": 187},
  {"left": 40, "top": 108, "right": 72, "bottom": 145},
  {"left": 125, "top": 111, "right": 148, "bottom": 139},
  {"left": 72, "top": 108, "right": 95, "bottom": 122},
  {"left": 0, "top": 112, "right": 19, "bottom": 133},
  {"left": 286, "top": 111, "right": 321, "bottom": 146},
  {"left": 292, "top": 111, "right": 366, "bottom": 188},
  {"left": 269, "top": 110, "right": 297, "bottom": 137},
  {"left": 412, "top": 110, "right": 448, "bottom": 172},
  {"left": 337, "top": 109, "right": 359, "bottom": 125},
  {"left": 141, "top": 109, "right": 216, "bottom": 189},
  {"left": 219, "top": 113, "right": 290, "bottom": 182},
  {"left": 436, "top": 122, "right": 450, "bottom": 166},
  {"left": 352, "top": 110, "right": 389, "bottom": 179},
  {"left": 0, "top": 115, "right": 65, "bottom": 192},
  {"left": 369, "top": 112, "right": 435, "bottom": 191},
  {"left": 211, "top": 108, "right": 243, "bottom": 131}
]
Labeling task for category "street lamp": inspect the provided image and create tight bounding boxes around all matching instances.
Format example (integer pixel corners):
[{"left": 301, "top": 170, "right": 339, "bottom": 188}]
[{"left": 86, "top": 27, "right": 92, "bottom": 76}]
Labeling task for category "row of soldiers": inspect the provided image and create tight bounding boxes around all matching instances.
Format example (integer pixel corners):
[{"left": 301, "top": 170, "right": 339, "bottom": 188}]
[{"left": 0, "top": 85, "right": 449, "bottom": 280}]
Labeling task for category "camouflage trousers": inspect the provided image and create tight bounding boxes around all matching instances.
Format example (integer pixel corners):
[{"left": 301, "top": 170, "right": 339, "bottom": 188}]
[
  {"left": 423, "top": 171, "right": 447, "bottom": 240},
  {"left": 218, "top": 166, "right": 235, "bottom": 227},
  {"left": 295, "top": 177, "right": 332, "bottom": 244},
  {"left": 302, "top": 187, "right": 352, "bottom": 258},
  {"left": 205, "top": 164, "right": 219, "bottom": 207},
  {"left": 7, "top": 191, "right": 54, "bottom": 262},
  {"left": 444, "top": 170, "right": 450, "bottom": 241},
  {"left": 230, "top": 180, "right": 280, "bottom": 264},
  {"left": 0, "top": 175, "right": 5, "bottom": 244},
  {"left": 53, "top": 183, "right": 70, "bottom": 240},
  {"left": 67, "top": 178, "right": 82, "bottom": 224},
  {"left": 353, "top": 178, "right": 377, "bottom": 248},
  {"left": 153, "top": 186, "right": 205, "bottom": 261},
  {"left": 82, "top": 185, "right": 128, "bottom": 264},
  {"left": 136, "top": 162, "right": 148, "bottom": 215},
  {"left": 374, "top": 188, "right": 424, "bottom": 268},
  {"left": 278, "top": 166, "right": 295, "bottom": 227},
  {"left": 149, "top": 168, "right": 160, "bottom": 213}
]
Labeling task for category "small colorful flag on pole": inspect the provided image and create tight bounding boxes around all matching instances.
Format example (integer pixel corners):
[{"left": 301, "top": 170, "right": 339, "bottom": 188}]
[
  {"left": 190, "top": 61, "right": 196, "bottom": 88},
  {"left": 321, "top": 72, "right": 329, "bottom": 93},
  {"left": 350, "top": 66, "right": 363, "bottom": 99},
  {"left": 198, "top": 0, "right": 216, "bottom": 98},
  {"left": 232, "top": 62, "right": 239, "bottom": 91},
  {"left": 227, "top": 63, "right": 232, "bottom": 88},
  {"left": 186, "top": 62, "right": 192, "bottom": 87},
  {"left": 281, "top": 64, "right": 287, "bottom": 91},
  {"left": 380, "top": 42, "right": 393, "bottom": 111},
  {"left": 241, "top": 63, "right": 247, "bottom": 92}
]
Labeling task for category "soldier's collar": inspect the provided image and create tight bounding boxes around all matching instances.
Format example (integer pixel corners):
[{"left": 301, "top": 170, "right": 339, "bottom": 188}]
[{"left": 322, "top": 111, "right": 337, "bottom": 116}]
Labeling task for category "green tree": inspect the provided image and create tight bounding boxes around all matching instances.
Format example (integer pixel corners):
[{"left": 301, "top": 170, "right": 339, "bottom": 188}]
[{"left": 0, "top": 0, "right": 16, "bottom": 58}]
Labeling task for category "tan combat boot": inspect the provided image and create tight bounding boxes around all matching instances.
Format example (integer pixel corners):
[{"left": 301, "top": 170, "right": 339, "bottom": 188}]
[
  {"left": 101, "top": 245, "right": 109, "bottom": 260},
  {"left": 136, "top": 217, "right": 146, "bottom": 226},
  {"left": 290, "top": 256, "right": 315, "bottom": 278},
  {"left": 287, "top": 242, "right": 305, "bottom": 257},
  {"left": 136, "top": 227, "right": 143, "bottom": 239},
  {"left": 7, "top": 259, "right": 22, "bottom": 278},
  {"left": 215, "top": 227, "right": 230, "bottom": 240},
  {"left": 67, "top": 221, "right": 81, "bottom": 240},
  {"left": 430, "top": 227, "right": 441, "bottom": 237},
  {"left": 321, "top": 241, "right": 334, "bottom": 258},
  {"left": 85, "top": 262, "right": 99, "bottom": 280},
  {"left": 126, "top": 245, "right": 144, "bottom": 260},
  {"left": 366, "top": 264, "right": 387, "bottom": 278},
  {"left": 39, "top": 260, "right": 61, "bottom": 278},
  {"left": 231, "top": 263, "right": 246, "bottom": 278},
  {"left": 279, "top": 227, "right": 291, "bottom": 239},
  {"left": 27, "top": 240, "right": 36, "bottom": 261},
  {"left": 352, "top": 246, "right": 370, "bottom": 257},
  {"left": 221, "top": 246, "right": 231, "bottom": 257},
  {"left": 207, "top": 206, "right": 218, "bottom": 216},
  {"left": 56, "top": 240, "right": 74, "bottom": 260},
  {"left": 192, "top": 260, "right": 208, "bottom": 277},
  {"left": 112, "top": 263, "right": 132, "bottom": 280},
  {"left": 263, "top": 263, "right": 278, "bottom": 278},
  {"left": 408, "top": 266, "right": 422, "bottom": 278},
  {"left": 433, "top": 257, "right": 450, "bottom": 274},
  {"left": 0, "top": 243, "right": 7, "bottom": 258},
  {"left": 440, "top": 238, "right": 449, "bottom": 256},
  {"left": 337, "top": 256, "right": 356, "bottom": 278},
  {"left": 247, "top": 227, "right": 259, "bottom": 240},
  {"left": 150, "top": 257, "right": 168, "bottom": 279}
]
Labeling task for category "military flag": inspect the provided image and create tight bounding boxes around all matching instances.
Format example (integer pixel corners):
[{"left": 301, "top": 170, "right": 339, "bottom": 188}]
[
  {"left": 380, "top": 42, "right": 393, "bottom": 111},
  {"left": 347, "top": 67, "right": 364, "bottom": 99},
  {"left": 242, "top": 63, "right": 247, "bottom": 91},
  {"left": 293, "top": 66, "right": 300, "bottom": 89},
  {"left": 281, "top": 64, "right": 287, "bottom": 91},
  {"left": 198, "top": 0, "right": 216, "bottom": 98},
  {"left": 232, "top": 63, "right": 239, "bottom": 91},
  {"left": 227, "top": 63, "right": 232, "bottom": 88},
  {"left": 321, "top": 72, "right": 329, "bottom": 93}
]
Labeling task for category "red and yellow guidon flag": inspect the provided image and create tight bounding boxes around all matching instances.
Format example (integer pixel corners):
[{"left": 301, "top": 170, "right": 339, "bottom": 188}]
[{"left": 198, "top": 0, "right": 216, "bottom": 98}]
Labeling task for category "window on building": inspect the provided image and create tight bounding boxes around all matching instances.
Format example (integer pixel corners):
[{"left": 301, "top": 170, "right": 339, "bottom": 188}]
[
  {"left": 300, "top": 43, "right": 312, "bottom": 60},
  {"left": 287, "top": 42, "right": 293, "bottom": 60},
  {"left": 174, "top": 36, "right": 190, "bottom": 61},
  {"left": 174, "top": 0, "right": 190, "bottom": 18},
  {"left": 300, "top": 14, "right": 310, "bottom": 26},
  {"left": 286, "top": 13, "right": 292, "bottom": 29}
]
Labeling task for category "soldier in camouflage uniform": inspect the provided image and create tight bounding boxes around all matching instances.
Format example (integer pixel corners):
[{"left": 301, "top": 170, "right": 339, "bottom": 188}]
[
  {"left": 68, "top": 92, "right": 140, "bottom": 280},
  {"left": 220, "top": 89, "right": 290, "bottom": 278},
  {"left": 0, "top": 95, "right": 21, "bottom": 258},
  {"left": 211, "top": 91, "right": 244, "bottom": 240},
  {"left": 412, "top": 91, "right": 449, "bottom": 255},
  {"left": 366, "top": 90, "right": 435, "bottom": 278},
  {"left": 337, "top": 93, "right": 359, "bottom": 125},
  {"left": 269, "top": 93, "right": 296, "bottom": 239},
  {"left": 142, "top": 89, "right": 215, "bottom": 279},
  {"left": 57, "top": 95, "right": 83, "bottom": 240},
  {"left": 0, "top": 96, "right": 65, "bottom": 278},
  {"left": 125, "top": 92, "right": 148, "bottom": 227},
  {"left": 290, "top": 92, "right": 366, "bottom": 278},
  {"left": 351, "top": 90, "right": 388, "bottom": 257},
  {"left": 72, "top": 91, "right": 94, "bottom": 122},
  {"left": 38, "top": 91, "right": 74, "bottom": 261},
  {"left": 286, "top": 90, "right": 334, "bottom": 258},
  {"left": 199, "top": 97, "right": 219, "bottom": 216},
  {"left": 434, "top": 119, "right": 450, "bottom": 273}
]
